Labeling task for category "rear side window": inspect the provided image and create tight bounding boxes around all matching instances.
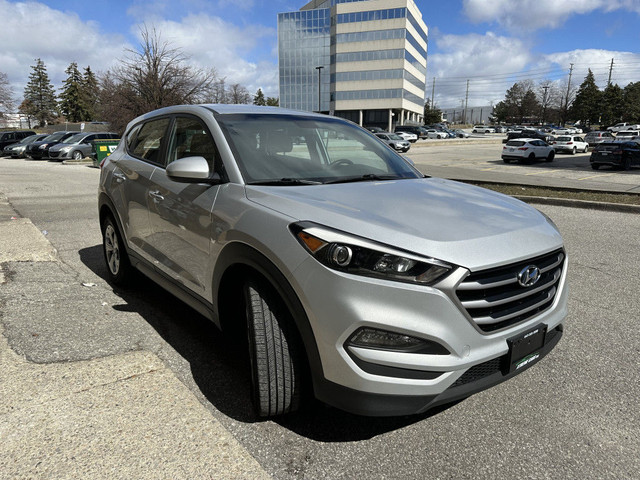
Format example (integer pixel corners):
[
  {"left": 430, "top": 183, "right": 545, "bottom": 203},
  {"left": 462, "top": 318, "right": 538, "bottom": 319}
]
[{"left": 129, "top": 118, "right": 170, "bottom": 164}]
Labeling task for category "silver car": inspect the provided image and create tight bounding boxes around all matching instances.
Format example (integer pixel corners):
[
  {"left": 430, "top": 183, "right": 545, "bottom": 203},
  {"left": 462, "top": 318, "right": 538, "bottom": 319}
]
[
  {"left": 48, "top": 132, "right": 118, "bottom": 161},
  {"left": 98, "top": 105, "right": 568, "bottom": 418}
]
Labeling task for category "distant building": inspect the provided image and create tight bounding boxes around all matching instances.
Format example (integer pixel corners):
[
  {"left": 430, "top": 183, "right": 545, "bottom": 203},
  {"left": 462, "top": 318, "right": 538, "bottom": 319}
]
[{"left": 278, "top": 0, "right": 427, "bottom": 130}]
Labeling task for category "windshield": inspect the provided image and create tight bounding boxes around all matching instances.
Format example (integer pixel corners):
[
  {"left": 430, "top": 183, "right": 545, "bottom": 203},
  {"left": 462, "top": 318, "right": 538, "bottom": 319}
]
[
  {"left": 216, "top": 114, "right": 422, "bottom": 185},
  {"left": 44, "top": 131, "right": 69, "bottom": 142}
]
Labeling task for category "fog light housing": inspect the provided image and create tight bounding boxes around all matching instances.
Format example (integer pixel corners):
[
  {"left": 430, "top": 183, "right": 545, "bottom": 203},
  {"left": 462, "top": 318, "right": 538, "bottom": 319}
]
[{"left": 347, "top": 327, "right": 449, "bottom": 354}]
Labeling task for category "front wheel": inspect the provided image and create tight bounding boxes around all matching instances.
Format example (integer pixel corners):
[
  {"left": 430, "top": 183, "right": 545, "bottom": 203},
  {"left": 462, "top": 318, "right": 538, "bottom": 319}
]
[
  {"left": 72, "top": 150, "right": 84, "bottom": 160},
  {"left": 546, "top": 151, "right": 555, "bottom": 162},
  {"left": 622, "top": 156, "right": 631, "bottom": 171},
  {"left": 245, "top": 279, "right": 301, "bottom": 417}
]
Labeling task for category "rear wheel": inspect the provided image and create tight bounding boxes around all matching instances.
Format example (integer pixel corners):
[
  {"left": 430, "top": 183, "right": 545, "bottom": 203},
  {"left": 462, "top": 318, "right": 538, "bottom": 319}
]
[
  {"left": 571, "top": 147, "right": 577, "bottom": 155},
  {"left": 524, "top": 153, "right": 536, "bottom": 164},
  {"left": 245, "top": 278, "right": 301, "bottom": 417},
  {"left": 546, "top": 151, "right": 555, "bottom": 162},
  {"left": 591, "top": 163, "right": 600, "bottom": 170},
  {"left": 502, "top": 158, "right": 511, "bottom": 163},
  {"left": 622, "top": 156, "right": 631, "bottom": 171},
  {"left": 101, "top": 215, "right": 132, "bottom": 285}
]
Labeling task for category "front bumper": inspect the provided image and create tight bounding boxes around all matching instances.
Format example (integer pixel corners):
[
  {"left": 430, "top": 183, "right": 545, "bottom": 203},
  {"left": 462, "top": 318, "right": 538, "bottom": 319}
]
[{"left": 292, "top": 251, "right": 568, "bottom": 415}]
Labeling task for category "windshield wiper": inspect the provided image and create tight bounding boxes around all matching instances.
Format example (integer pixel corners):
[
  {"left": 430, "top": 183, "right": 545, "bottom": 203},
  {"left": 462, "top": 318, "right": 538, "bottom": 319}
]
[
  {"left": 323, "top": 174, "right": 400, "bottom": 184},
  {"left": 247, "top": 178, "right": 322, "bottom": 186}
]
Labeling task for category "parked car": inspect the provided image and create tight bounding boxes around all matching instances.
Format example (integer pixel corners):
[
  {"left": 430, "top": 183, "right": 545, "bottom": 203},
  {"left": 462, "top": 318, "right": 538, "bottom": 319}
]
[
  {"left": 99, "top": 104, "right": 567, "bottom": 418},
  {"left": 615, "top": 130, "right": 640, "bottom": 141},
  {"left": 502, "top": 138, "right": 555, "bottom": 164},
  {"left": 0, "top": 130, "right": 36, "bottom": 154},
  {"left": 492, "top": 125, "right": 507, "bottom": 133},
  {"left": 551, "top": 128, "right": 571, "bottom": 136},
  {"left": 606, "top": 122, "right": 640, "bottom": 132},
  {"left": 590, "top": 140, "right": 640, "bottom": 170},
  {"left": 507, "top": 129, "right": 554, "bottom": 144},
  {"left": 395, "top": 125, "right": 427, "bottom": 139},
  {"left": 366, "top": 126, "right": 384, "bottom": 133},
  {"left": 2, "top": 134, "right": 48, "bottom": 158},
  {"left": 453, "top": 129, "right": 469, "bottom": 138},
  {"left": 551, "top": 135, "right": 589, "bottom": 154},
  {"left": 472, "top": 125, "right": 495, "bottom": 134},
  {"left": 48, "top": 132, "right": 119, "bottom": 161},
  {"left": 375, "top": 132, "right": 411, "bottom": 152},
  {"left": 584, "top": 131, "right": 615, "bottom": 146},
  {"left": 25, "top": 131, "right": 79, "bottom": 159},
  {"left": 394, "top": 131, "right": 418, "bottom": 143},
  {"left": 426, "top": 129, "right": 448, "bottom": 139}
]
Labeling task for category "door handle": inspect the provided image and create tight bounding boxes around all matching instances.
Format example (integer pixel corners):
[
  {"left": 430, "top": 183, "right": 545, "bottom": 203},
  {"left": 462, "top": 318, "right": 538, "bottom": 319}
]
[
  {"left": 149, "top": 190, "right": 164, "bottom": 201},
  {"left": 113, "top": 172, "right": 126, "bottom": 182}
]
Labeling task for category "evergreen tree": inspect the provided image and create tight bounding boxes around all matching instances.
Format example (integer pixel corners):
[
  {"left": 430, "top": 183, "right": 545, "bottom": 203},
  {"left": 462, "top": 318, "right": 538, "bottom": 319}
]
[
  {"left": 59, "top": 62, "right": 84, "bottom": 122},
  {"left": 493, "top": 81, "right": 539, "bottom": 123},
  {"left": 253, "top": 88, "right": 266, "bottom": 106},
  {"left": 423, "top": 99, "right": 442, "bottom": 124},
  {"left": 569, "top": 69, "right": 601, "bottom": 126},
  {"left": 622, "top": 82, "right": 640, "bottom": 123},
  {"left": 23, "top": 58, "right": 58, "bottom": 126},
  {"left": 265, "top": 97, "right": 279, "bottom": 107},
  {"left": 80, "top": 66, "right": 100, "bottom": 121},
  {"left": 600, "top": 84, "right": 624, "bottom": 126}
]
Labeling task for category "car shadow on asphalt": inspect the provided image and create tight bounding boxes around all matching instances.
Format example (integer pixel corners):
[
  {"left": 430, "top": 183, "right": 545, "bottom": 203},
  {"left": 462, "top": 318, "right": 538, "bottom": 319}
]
[{"left": 79, "top": 244, "right": 457, "bottom": 441}]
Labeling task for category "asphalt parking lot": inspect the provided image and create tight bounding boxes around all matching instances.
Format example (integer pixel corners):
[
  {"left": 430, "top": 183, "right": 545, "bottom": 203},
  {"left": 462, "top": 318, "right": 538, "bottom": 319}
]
[
  {"left": 0, "top": 156, "right": 639, "bottom": 479},
  {"left": 407, "top": 140, "right": 640, "bottom": 193}
]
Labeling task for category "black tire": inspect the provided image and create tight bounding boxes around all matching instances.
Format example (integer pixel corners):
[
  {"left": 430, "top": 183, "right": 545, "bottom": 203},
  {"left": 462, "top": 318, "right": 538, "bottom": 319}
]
[
  {"left": 571, "top": 147, "right": 576, "bottom": 155},
  {"left": 245, "top": 279, "right": 300, "bottom": 417},
  {"left": 101, "top": 215, "right": 132, "bottom": 285},
  {"left": 502, "top": 158, "right": 511, "bottom": 163},
  {"left": 546, "top": 151, "right": 555, "bottom": 162},
  {"left": 583, "top": 145, "right": 589, "bottom": 153},
  {"left": 72, "top": 150, "right": 83, "bottom": 160},
  {"left": 591, "top": 163, "right": 600, "bottom": 170},
  {"left": 524, "top": 153, "right": 536, "bottom": 164},
  {"left": 622, "top": 156, "right": 631, "bottom": 171}
]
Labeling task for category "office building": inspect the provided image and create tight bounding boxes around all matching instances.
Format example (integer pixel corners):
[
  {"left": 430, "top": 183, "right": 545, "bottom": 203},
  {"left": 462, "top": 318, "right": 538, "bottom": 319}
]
[{"left": 278, "top": 0, "right": 428, "bottom": 130}]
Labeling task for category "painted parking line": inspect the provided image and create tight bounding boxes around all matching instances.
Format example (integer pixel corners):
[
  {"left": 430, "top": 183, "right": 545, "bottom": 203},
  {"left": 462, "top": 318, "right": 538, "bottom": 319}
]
[
  {"left": 525, "top": 170, "right": 557, "bottom": 176},
  {"left": 577, "top": 173, "right": 616, "bottom": 181}
]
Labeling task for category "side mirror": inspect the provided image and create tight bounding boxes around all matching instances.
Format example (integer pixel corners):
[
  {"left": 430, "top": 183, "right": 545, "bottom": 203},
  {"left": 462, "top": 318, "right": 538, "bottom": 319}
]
[{"left": 166, "top": 156, "right": 221, "bottom": 184}]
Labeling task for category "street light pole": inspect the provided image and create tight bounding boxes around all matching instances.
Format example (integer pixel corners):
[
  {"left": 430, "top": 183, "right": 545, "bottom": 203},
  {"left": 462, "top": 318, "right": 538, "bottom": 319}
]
[{"left": 315, "top": 65, "right": 324, "bottom": 113}]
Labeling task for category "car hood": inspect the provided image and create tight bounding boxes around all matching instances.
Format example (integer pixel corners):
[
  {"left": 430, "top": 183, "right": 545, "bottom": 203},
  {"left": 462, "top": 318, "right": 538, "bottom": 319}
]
[{"left": 244, "top": 178, "right": 563, "bottom": 271}]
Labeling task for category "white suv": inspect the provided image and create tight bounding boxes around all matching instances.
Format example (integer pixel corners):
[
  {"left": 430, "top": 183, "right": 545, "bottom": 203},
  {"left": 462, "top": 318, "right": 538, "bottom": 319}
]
[
  {"left": 99, "top": 105, "right": 568, "bottom": 418},
  {"left": 552, "top": 135, "right": 589, "bottom": 154},
  {"left": 502, "top": 138, "right": 555, "bottom": 163}
]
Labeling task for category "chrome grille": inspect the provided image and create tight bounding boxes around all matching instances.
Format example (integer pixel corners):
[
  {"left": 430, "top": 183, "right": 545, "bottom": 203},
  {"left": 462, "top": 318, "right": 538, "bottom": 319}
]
[{"left": 456, "top": 249, "right": 565, "bottom": 332}]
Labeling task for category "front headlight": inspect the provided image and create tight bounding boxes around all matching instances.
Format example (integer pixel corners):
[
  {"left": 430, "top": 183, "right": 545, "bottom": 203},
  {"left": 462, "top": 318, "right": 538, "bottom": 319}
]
[
  {"left": 59, "top": 146, "right": 71, "bottom": 153},
  {"left": 291, "top": 223, "right": 453, "bottom": 286},
  {"left": 39, "top": 144, "right": 48, "bottom": 149}
]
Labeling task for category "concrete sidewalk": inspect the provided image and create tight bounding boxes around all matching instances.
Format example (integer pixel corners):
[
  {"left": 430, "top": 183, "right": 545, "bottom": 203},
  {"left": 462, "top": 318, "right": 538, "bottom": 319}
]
[{"left": 0, "top": 195, "right": 270, "bottom": 479}]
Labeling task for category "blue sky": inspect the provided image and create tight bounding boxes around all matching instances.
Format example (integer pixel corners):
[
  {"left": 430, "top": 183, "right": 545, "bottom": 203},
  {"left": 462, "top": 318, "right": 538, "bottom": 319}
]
[{"left": 1, "top": 0, "right": 639, "bottom": 109}]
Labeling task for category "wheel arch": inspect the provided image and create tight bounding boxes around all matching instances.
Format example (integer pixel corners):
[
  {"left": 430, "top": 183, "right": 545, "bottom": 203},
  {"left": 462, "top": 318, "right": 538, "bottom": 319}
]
[{"left": 213, "top": 242, "right": 324, "bottom": 386}]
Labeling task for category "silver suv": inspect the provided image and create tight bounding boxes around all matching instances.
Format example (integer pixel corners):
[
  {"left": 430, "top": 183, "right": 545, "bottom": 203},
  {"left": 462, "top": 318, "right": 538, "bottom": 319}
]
[{"left": 98, "top": 105, "right": 568, "bottom": 418}]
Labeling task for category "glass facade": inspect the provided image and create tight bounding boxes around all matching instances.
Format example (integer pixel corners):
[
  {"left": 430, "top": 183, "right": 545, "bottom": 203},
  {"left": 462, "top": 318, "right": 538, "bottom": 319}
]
[
  {"left": 278, "top": 9, "right": 331, "bottom": 112},
  {"left": 278, "top": 0, "right": 428, "bottom": 118}
]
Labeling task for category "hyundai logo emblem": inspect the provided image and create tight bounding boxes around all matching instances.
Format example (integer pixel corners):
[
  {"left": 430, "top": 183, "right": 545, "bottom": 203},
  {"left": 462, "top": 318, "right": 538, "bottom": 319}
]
[{"left": 517, "top": 265, "right": 541, "bottom": 287}]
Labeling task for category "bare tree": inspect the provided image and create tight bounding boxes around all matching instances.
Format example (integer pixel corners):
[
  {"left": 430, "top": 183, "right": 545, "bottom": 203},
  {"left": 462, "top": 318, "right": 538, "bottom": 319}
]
[
  {"left": 228, "top": 83, "right": 251, "bottom": 104},
  {"left": 0, "top": 72, "right": 14, "bottom": 119},
  {"left": 98, "top": 25, "right": 217, "bottom": 133},
  {"left": 204, "top": 78, "right": 228, "bottom": 104}
]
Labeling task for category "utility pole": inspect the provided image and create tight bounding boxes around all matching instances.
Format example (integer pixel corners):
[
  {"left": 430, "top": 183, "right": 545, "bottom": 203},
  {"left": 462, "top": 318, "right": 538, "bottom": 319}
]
[
  {"left": 463, "top": 79, "right": 469, "bottom": 125},
  {"left": 542, "top": 85, "right": 549, "bottom": 124},
  {"left": 607, "top": 58, "right": 614, "bottom": 87},
  {"left": 430, "top": 77, "right": 435, "bottom": 109},
  {"left": 563, "top": 63, "right": 574, "bottom": 126}
]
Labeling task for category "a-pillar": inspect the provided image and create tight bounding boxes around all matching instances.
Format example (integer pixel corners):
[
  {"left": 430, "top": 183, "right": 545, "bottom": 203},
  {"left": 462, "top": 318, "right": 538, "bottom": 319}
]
[{"left": 359, "top": 109, "right": 363, "bottom": 126}]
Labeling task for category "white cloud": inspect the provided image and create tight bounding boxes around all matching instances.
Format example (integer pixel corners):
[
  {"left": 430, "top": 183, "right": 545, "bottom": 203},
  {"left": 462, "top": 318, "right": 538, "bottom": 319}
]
[
  {"left": 0, "top": 0, "right": 129, "bottom": 102},
  {"left": 428, "top": 32, "right": 533, "bottom": 107},
  {"left": 145, "top": 14, "right": 278, "bottom": 96},
  {"left": 463, "top": 0, "right": 639, "bottom": 31}
]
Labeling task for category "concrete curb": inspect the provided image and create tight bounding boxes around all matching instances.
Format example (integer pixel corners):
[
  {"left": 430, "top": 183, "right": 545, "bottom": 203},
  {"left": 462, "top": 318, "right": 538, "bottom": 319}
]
[{"left": 514, "top": 195, "right": 640, "bottom": 213}]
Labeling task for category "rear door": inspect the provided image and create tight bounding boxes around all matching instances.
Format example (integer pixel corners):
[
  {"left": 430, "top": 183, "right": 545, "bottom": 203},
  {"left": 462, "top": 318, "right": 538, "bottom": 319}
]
[{"left": 145, "top": 115, "right": 223, "bottom": 296}]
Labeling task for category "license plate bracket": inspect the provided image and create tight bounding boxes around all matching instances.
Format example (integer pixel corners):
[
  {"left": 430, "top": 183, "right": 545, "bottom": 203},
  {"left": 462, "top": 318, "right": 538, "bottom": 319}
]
[{"left": 504, "top": 324, "right": 547, "bottom": 374}]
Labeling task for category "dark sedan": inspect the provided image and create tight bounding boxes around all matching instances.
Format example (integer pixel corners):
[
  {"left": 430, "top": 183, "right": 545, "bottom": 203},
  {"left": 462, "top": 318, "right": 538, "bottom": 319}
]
[
  {"left": 590, "top": 141, "right": 640, "bottom": 170},
  {"left": 3, "top": 134, "right": 49, "bottom": 158},
  {"left": 506, "top": 129, "right": 554, "bottom": 144},
  {"left": 25, "top": 131, "right": 79, "bottom": 159}
]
